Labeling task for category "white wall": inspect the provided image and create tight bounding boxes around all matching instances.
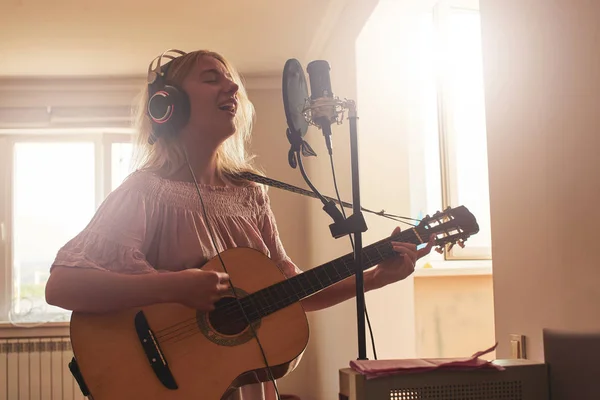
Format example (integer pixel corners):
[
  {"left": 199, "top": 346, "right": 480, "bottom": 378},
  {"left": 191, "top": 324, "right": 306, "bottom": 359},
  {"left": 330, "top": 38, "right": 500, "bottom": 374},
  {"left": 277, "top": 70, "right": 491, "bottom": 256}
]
[
  {"left": 480, "top": 0, "right": 600, "bottom": 360},
  {"left": 415, "top": 275, "right": 496, "bottom": 359}
]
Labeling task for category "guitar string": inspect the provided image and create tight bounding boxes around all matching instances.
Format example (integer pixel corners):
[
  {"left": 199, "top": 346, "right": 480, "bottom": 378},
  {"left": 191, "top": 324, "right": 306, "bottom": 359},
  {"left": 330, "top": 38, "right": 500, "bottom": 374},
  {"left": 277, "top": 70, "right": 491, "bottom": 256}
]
[
  {"left": 152, "top": 238, "right": 396, "bottom": 340},
  {"left": 154, "top": 247, "right": 366, "bottom": 342},
  {"left": 152, "top": 219, "right": 462, "bottom": 344},
  {"left": 154, "top": 251, "right": 380, "bottom": 343},
  {"left": 188, "top": 216, "right": 460, "bottom": 329},
  {"left": 153, "top": 233, "right": 438, "bottom": 344},
  {"left": 153, "top": 221, "right": 467, "bottom": 349},
  {"left": 153, "top": 225, "right": 454, "bottom": 341},
  {"left": 156, "top": 229, "right": 461, "bottom": 346},
  {"left": 158, "top": 244, "right": 395, "bottom": 345},
  {"left": 153, "top": 228, "right": 428, "bottom": 337}
]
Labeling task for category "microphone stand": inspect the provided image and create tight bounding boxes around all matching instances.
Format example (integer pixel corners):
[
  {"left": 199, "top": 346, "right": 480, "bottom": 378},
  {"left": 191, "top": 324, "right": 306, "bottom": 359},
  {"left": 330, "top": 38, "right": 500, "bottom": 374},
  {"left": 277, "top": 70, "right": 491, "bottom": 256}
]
[
  {"left": 322, "top": 99, "right": 369, "bottom": 361},
  {"left": 346, "top": 100, "right": 368, "bottom": 361}
]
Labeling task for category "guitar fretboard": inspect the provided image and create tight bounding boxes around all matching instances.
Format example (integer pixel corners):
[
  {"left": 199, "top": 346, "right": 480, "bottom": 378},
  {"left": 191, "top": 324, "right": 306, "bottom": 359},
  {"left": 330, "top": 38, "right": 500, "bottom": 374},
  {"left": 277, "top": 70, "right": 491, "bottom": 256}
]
[
  {"left": 210, "top": 204, "right": 479, "bottom": 328},
  {"left": 229, "top": 228, "right": 422, "bottom": 322}
]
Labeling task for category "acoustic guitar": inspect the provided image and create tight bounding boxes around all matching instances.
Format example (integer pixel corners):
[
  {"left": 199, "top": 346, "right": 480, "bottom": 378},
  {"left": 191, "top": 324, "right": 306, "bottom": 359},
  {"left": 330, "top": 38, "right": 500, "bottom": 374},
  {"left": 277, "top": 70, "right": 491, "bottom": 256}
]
[{"left": 68, "top": 206, "right": 479, "bottom": 400}]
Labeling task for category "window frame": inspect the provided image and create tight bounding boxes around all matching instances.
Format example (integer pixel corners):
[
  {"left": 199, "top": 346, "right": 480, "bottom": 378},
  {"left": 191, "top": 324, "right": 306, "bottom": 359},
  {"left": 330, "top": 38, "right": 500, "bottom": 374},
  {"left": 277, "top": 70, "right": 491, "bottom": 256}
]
[
  {"left": 0, "top": 129, "right": 133, "bottom": 327},
  {"left": 433, "top": 0, "right": 492, "bottom": 261}
]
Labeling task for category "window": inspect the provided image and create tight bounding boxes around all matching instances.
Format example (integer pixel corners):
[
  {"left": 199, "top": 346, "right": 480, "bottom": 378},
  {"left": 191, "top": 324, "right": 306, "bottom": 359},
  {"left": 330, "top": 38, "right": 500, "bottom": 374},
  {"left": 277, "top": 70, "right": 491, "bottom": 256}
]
[
  {"left": 433, "top": 3, "right": 491, "bottom": 260},
  {"left": 0, "top": 130, "right": 134, "bottom": 324},
  {"left": 356, "top": 0, "right": 491, "bottom": 265}
]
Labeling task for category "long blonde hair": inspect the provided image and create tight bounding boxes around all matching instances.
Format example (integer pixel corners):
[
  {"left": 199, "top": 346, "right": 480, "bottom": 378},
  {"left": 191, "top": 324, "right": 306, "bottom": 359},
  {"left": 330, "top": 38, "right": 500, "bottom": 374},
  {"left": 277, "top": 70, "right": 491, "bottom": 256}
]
[{"left": 131, "top": 50, "right": 260, "bottom": 178}]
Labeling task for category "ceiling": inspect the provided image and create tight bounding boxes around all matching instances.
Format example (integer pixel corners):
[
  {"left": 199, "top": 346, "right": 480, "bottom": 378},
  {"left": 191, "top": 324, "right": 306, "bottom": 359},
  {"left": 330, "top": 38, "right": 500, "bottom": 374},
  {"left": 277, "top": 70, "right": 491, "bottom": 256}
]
[{"left": 1, "top": 0, "right": 349, "bottom": 78}]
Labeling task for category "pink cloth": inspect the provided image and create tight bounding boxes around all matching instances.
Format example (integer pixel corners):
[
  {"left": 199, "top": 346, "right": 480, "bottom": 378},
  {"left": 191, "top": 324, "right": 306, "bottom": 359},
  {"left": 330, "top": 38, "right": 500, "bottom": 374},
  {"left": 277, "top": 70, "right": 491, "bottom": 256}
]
[
  {"left": 52, "top": 170, "right": 301, "bottom": 400},
  {"left": 350, "top": 343, "right": 503, "bottom": 380}
]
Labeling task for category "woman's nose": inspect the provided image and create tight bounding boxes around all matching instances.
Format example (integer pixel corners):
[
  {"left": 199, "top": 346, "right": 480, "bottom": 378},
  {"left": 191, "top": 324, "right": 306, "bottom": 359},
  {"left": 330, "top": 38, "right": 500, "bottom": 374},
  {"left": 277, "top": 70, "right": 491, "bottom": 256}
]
[{"left": 225, "top": 79, "right": 239, "bottom": 95}]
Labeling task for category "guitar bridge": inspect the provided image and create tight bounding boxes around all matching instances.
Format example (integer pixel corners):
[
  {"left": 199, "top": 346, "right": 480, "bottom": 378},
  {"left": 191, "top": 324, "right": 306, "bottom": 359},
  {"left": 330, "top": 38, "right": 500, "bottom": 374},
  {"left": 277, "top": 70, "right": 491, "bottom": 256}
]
[{"left": 134, "top": 311, "right": 178, "bottom": 390}]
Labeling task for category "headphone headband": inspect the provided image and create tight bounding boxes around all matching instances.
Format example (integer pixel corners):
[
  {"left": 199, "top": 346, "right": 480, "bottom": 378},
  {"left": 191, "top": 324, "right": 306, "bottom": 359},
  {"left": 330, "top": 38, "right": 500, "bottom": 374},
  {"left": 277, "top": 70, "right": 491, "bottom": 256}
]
[{"left": 147, "top": 49, "right": 187, "bottom": 85}]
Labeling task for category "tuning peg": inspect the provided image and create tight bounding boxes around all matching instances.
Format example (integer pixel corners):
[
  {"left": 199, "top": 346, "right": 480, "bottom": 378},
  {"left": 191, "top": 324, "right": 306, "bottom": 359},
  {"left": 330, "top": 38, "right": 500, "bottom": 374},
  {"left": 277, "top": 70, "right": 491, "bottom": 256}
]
[
  {"left": 435, "top": 246, "right": 444, "bottom": 254},
  {"left": 458, "top": 239, "right": 465, "bottom": 248}
]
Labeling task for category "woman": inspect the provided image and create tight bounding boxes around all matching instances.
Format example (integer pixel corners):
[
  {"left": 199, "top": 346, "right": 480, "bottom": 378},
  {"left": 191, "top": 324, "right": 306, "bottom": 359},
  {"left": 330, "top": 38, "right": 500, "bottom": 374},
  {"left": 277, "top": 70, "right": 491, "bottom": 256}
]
[{"left": 45, "top": 49, "right": 433, "bottom": 400}]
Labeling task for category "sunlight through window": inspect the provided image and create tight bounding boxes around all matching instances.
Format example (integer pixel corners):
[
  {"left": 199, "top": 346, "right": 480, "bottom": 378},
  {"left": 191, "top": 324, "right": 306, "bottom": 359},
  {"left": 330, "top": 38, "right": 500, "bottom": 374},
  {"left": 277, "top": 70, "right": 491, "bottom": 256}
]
[
  {"left": 5, "top": 133, "right": 133, "bottom": 323},
  {"left": 13, "top": 142, "right": 95, "bottom": 322},
  {"left": 356, "top": 0, "right": 491, "bottom": 263}
]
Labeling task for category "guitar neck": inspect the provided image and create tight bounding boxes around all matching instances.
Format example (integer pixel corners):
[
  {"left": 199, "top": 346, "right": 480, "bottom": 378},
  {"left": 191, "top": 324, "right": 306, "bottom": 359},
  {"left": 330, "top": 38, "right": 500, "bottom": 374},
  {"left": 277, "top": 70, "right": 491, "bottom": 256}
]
[{"left": 239, "top": 228, "right": 425, "bottom": 321}]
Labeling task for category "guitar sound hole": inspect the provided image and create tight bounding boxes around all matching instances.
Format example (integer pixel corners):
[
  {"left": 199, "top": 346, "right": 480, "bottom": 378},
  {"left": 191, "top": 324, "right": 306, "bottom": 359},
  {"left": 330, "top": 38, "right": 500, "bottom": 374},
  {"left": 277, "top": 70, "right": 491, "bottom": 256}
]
[{"left": 208, "top": 297, "right": 250, "bottom": 336}]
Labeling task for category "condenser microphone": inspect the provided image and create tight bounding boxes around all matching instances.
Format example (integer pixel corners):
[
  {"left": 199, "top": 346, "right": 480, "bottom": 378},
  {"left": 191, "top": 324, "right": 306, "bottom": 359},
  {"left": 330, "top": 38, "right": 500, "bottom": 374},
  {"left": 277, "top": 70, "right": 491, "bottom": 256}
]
[{"left": 306, "top": 60, "right": 336, "bottom": 153}]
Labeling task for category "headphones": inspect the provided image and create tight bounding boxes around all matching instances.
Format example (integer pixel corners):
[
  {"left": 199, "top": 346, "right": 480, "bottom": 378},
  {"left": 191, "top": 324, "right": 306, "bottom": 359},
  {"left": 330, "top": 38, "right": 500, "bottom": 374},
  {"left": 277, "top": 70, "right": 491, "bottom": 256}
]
[{"left": 146, "top": 49, "right": 191, "bottom": 144}]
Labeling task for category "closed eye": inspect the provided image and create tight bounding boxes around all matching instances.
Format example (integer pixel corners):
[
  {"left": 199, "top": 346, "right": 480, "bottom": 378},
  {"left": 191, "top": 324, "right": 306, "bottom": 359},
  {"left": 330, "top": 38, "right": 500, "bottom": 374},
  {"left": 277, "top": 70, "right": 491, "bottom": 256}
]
[{"left": 200, "top": 69, "right": 225, "bottom": 82}]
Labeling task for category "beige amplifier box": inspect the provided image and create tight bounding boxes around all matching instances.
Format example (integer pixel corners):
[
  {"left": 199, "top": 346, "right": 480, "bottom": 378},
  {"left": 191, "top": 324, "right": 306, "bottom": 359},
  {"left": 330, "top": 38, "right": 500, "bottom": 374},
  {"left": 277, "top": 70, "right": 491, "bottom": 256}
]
[{"left": 339, "top": 359, "right": 548, "bottom": 400}]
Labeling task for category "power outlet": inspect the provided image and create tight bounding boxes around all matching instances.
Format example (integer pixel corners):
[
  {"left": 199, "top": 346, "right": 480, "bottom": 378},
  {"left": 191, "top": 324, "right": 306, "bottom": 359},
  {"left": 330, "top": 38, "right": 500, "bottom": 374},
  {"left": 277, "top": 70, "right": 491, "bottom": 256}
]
[{"left": 510, "top": 334, "right": 527, "bottom": 359}]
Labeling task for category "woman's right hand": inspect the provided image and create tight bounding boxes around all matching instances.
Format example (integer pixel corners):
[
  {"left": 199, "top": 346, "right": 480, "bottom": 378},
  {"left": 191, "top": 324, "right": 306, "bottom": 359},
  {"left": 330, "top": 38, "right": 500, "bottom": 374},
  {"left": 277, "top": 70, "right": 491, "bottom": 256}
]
[{"left": 170, "top": 269, "right": 230, "bottom": 311}]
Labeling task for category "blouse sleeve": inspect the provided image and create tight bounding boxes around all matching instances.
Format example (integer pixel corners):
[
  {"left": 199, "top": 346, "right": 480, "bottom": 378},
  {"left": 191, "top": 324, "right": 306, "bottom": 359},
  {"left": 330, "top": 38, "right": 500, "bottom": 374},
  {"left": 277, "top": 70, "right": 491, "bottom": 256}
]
[
  {"left": 50, "top": 185, "right": 157, "bottom": 275},
  {"left": 259, "top": 189, "right": 303, "bottom": 279}
]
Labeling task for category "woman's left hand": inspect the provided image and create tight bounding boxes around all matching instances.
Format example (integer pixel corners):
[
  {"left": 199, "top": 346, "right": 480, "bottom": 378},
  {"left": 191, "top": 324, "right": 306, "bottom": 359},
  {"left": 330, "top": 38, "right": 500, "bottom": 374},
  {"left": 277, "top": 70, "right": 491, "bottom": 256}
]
[{"left": 371, "top": 227, "right": 435, "bottom": 289}]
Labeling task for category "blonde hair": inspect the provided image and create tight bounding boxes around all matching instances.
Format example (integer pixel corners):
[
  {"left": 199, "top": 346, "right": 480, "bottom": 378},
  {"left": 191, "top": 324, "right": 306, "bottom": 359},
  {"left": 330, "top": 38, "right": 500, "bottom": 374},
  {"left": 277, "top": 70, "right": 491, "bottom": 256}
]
[{"left": 131, "top": 50, "right": 261, "bottom": 179}]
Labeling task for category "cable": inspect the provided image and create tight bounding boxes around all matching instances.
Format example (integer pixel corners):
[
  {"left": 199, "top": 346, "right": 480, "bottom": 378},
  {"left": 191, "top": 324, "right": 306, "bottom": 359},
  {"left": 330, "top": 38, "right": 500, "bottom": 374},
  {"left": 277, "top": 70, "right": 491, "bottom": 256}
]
[
  {"left": 236, "top": 171, "right": 420, "bottom": 227},
  {"left": 184, "top": 149, "right": 282, "bottom": 400},
  {"left": 295, "top": 151, "right": 347, "bottom": 227},
  {"left": 295, "top": 134, "right": 381, "bottom": 360},
  {"left": 327, "top": 151, "right": 378, "bottom": 360}
]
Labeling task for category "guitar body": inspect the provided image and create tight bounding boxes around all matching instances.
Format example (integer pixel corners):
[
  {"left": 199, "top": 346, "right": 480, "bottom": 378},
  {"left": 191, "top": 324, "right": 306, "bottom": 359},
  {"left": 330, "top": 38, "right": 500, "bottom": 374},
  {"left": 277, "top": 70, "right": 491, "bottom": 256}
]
[
  {"left": 69, "top": 205, "right": 479, "bottom": 400},
  {"left": 69, "top": 248, "right": 310, "bottom": 400}
]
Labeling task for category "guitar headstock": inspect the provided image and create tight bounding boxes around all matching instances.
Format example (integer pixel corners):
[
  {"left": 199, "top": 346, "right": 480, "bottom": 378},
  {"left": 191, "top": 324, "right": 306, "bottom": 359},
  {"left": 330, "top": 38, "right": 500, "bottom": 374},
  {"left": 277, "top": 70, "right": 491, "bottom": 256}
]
[{"left": 416, "top": 206, "right": 480, "bottom": 254}]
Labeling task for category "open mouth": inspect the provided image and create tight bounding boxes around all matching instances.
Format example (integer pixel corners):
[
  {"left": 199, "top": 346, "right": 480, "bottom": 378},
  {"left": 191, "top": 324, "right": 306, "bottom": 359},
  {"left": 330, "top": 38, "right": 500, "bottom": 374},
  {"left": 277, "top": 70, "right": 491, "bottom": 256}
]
[{"left": 218, "top": 104, "right": 236, "bottom": 116}]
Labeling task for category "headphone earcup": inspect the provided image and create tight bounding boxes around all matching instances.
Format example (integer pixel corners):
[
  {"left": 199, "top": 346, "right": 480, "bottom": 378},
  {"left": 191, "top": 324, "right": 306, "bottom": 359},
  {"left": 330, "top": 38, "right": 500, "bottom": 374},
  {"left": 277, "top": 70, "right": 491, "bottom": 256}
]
[{"left": 147, "top": 84, "right": 190, "bottom": 142}]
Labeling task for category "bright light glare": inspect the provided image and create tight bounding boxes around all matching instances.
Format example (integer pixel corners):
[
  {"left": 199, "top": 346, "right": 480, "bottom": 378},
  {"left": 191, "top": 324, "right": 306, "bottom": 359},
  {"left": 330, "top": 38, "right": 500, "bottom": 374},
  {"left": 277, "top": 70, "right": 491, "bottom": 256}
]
[
  {"left": 357, "top": 3, "right": 491, "bottom": 259},
  {"left": 13, "top": 142, "right": 95, "bottom": 321}
]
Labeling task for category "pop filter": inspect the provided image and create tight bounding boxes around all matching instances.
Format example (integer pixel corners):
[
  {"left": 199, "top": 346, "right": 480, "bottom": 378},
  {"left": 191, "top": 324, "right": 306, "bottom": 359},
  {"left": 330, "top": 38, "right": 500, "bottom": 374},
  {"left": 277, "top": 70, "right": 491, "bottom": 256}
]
[{"left": 282, "top": 59, "right": 309, "bottom": 139}]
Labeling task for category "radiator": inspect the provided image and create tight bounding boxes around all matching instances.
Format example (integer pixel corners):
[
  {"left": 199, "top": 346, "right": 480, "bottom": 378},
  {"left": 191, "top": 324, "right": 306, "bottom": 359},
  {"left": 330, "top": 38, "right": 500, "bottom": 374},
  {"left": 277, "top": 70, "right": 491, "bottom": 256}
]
[{"left": 0, "top": 337, "right": 86, "bottom": 400}]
